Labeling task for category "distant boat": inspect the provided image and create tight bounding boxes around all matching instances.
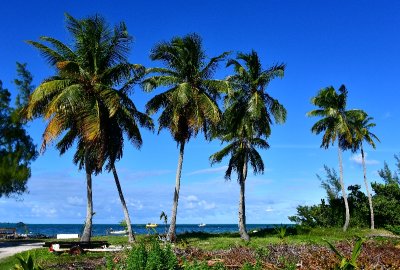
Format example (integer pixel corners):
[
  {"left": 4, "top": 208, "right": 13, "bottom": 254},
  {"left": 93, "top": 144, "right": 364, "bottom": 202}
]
[
  {"left": 108, "top": 229, "right": 127, "bottom": 235},
  {"left": 198, "top": 223, "right": 206, "bottom": 227},
  {"left": 146, "top": 223, "right": 158, "bottom": 228}
]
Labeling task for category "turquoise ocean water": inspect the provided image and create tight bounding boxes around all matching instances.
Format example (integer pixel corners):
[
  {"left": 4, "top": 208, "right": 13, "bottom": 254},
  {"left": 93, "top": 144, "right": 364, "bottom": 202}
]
[{"left": 0, "top": 223, "right": 287, "bottom": 237}]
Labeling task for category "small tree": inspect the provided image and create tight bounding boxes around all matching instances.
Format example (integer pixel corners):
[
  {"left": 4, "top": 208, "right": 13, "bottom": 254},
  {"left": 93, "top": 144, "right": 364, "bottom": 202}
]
[{"left": 0, "top": 63, "right": 37, "bottom": 198}]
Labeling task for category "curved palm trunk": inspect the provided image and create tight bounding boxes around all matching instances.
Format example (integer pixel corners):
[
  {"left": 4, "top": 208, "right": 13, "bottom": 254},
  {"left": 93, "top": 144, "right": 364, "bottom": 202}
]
[
  {"left": 81, "top": 153, "right": 93, "bottom": 242},
  {"left": 112, "top": 165, "right": 135, "bottom": 242},
  {"left": 338, "top": 147, "right": 350, "bottom": 232},
  {"left": 167, "top": 142, "right": 185, "bottom": 242},
  {"left": 238, "top": 161, "right": 250, "bottom": 241},
  {"left": 361, "top": 145, "right": 375, "bottom": 230}
]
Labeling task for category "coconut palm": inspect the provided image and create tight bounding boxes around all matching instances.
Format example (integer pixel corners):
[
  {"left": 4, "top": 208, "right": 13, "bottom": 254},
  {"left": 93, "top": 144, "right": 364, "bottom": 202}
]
[
  {"left": 211, "top": 50, "right": 286, "bottom": 240},
  {"left": 307, "top": 85, "right": 363, "bottom": 231},
  {"left": 346, "top": 113, "right": 380, "bottom": 229},
  {"left": 142, "top": 34, "right": 229, "bottom": 241},
  {"left": 25, "top": 13, "right": 151, "bottom": 242}
]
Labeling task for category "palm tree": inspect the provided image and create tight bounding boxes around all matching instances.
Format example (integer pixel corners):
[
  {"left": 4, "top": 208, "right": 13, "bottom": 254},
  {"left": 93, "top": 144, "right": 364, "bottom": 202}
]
[
  {"left": 142, "top": 34, "right": 229, "bottom": 241},
  {"left": 346, "top": 113, "right": 380, "bottom": 229},
  {"left": 25, "top": 14, "right": 151, "bottom": 242},
  {"left": 307, "top": 85, "right": 363, "bottom": 231},
  {"left": 211, "top": 50, "right": 286, "bottom": 240}
]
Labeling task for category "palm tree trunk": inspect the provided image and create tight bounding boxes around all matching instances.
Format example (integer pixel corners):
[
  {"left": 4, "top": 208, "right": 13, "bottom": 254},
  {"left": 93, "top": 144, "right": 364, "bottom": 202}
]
[
  {"left": 238, "top": 161, "right": 250, "bottom": 241},
  {"left": 112, "top": 165, "right": 135, "bottom": 242},
  {"left": 361, "top": 144, "right": 375, "bottom": 230},
  {"left": 81, "top": 152, "right": 93, "bottom": 242},
  {"left": 167, "top": 142, "right": 185, "bottom": 242},
  {"left": 338, "top": 146, "right": 350, "bottom": 232}
]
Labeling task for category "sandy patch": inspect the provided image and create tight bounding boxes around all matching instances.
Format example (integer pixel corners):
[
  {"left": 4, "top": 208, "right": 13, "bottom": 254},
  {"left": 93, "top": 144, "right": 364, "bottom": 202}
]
[{"left": 0, "top": 241, "right": 45, "bottom": 260}]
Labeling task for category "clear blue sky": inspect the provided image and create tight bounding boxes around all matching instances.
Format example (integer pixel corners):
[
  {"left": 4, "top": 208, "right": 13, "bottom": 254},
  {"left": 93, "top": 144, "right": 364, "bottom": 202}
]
[{"left": 1, "top": 0, "right": 399, "bottom": 224}]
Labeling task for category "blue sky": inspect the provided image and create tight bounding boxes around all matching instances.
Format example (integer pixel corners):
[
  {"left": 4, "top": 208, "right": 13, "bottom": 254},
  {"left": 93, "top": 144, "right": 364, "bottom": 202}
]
[{"left": 0, "top": 0, "right": 399, "bottom": 224}]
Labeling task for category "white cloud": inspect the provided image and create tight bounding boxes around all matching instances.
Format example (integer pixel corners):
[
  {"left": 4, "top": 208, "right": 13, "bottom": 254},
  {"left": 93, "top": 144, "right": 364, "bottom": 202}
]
[
  {"left": 199, "top": 200, "right": 216, "bottom": 210},
  {"left": 67, "top": 196, "right": 84, "bottom": 206},
  {"left": 186, "top": 195, "right": 198, "bottom": 202},
  {"left": 186, "top": 166, "right": 228, "bottom": 176},
  {"left": 31, "top": 205, "right": 57, "bottom": 217},
  {"left": 126, "top": 199, "right": 143, "bottom": 210},
  {"left": 182, "top": 195, "right": 215, "bottom": 210},
  {"left": 265, "top": 207, "right": 274, "bottom": 212},
  {"left": 350, "top": 153, "right": 379, "bottom": 166}
]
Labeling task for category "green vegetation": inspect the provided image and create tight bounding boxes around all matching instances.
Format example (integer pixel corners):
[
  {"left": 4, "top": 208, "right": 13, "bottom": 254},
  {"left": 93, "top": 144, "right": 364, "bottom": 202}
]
[
  {"left": 2, "top": 228, "right": 398, "bottom": 269},
  {"left": 14, "top": 253, "right": 43, "bottom": 270},
  {"left": 290, "top": 154, "right": 400, "bottom": 229},
  {"left": 0, "top": 63, "right": 37, "bottom": 198}
]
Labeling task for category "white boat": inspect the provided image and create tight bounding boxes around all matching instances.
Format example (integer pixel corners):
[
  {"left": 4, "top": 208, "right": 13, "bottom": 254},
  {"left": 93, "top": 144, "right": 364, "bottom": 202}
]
[
  {"left": 109, "top": 229, "right": 127, "bottom": 235},
  {"left": 146, "top": 223, "right": 158, "bottom": 228},
  {"left": 198, "top": 223, "right": 206, "bottom": 227}
]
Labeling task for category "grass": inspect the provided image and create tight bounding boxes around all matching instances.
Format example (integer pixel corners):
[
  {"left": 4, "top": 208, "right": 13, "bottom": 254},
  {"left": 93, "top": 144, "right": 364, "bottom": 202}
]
[{"left": 1, "top": 227, "right": 398, "bottom": 269}]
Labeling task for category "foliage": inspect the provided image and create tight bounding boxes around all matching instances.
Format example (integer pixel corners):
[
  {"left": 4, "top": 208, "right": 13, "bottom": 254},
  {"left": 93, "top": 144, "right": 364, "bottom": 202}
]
[
  {"left": 26, "top": 13, "right": 152, "bottom": 174},
  {"left": 143, "top": 33, "right": 228, "bottom": 144},
  {"left": 385, "top": 225, "right": 400, "bottom": 235},
  {"left": 289, "top": 166, "right": 369, "bottom": 228},
  {"left": 123, "top": 238, "right": 178, "bottom": 270},
  {"left": 120, "top": 220, "right": 128, "bottom": 231},
  {"left": 0, "top": 64, "right": 37, "bottom": 198},
  {"left": 370, "top": 154, "right": 400, "bottom": 227},
  {"left": 325, "top": 237, "right": 364, "bottom": 270},
  {"left": 13, "top": 253, "right": 43, "bottom": 270},
  {"left": 14, "top": 62, "right": 34, "bottom": 111},
  {"left": 274, "top": 225, "right": 287, "bottom": 239},
  {"left": 290, "top": 155, "right": 400, "bottom": 230}
]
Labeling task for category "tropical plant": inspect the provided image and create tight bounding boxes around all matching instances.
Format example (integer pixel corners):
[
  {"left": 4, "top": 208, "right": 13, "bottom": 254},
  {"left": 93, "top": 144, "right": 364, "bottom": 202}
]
[
  {"left": 307, "top": 85, "right": 364, "bottom": 231},
  {"left": 274, "top": 225, "right": 287, "bottom": 239},
  {"left": 210, "top": 50, "right": 286, "bottom": 240},
  {"left": 142, "top": 33, "right": 229, "bottom": 241},
  {"left": 14, "top": 253, "right": 43, "bottom": 270},
  {"left": 160, "top": 211, "right": 168, "bottom": 235},
  {"left": 325, "top": 237, "right": 364, "bottom": 270},
  {"left": 25, "top": 13, "right": 152, "bottom": 242},
  {"left": 346, "top": 113, "right": 380, "bottom": 229}
]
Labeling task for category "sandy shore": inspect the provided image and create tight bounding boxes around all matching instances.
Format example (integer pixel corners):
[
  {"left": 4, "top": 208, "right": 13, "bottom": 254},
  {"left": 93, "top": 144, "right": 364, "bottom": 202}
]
[{"left": 0, "top": 241, "right": 45, "bottom": 260}]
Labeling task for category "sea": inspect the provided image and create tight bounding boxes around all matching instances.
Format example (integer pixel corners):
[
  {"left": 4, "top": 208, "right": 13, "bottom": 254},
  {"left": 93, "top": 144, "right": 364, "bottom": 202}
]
[{"left": 0, "top": 223, "right": 287, "bottom": 238}]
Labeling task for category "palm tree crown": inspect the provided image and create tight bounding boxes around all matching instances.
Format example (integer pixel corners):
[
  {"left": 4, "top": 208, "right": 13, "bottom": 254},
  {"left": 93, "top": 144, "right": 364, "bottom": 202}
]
[
  {"left": 143, "top": 33, "right": 229, "bottom": 143},
  {"left": 25, "top": 13, "right": 152, "bottom": 242},
  {"left": 211, "top": 50, "right": 286, "bottom": 241}
]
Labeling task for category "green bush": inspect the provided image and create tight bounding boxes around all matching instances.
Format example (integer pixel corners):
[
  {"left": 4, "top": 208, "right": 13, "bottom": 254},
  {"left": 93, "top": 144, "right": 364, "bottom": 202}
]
[
  {"left": 385, "top": 225, "right": 400, "bottom": 235},
  {"left": 124, "top": 237, "right": 178, "bottom": 270}
]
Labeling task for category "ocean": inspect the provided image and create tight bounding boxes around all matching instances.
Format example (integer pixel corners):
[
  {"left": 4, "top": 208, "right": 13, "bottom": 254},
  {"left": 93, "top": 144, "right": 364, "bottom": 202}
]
[{"left": 1, "top": 223, "right": 287, "bottom": 237}]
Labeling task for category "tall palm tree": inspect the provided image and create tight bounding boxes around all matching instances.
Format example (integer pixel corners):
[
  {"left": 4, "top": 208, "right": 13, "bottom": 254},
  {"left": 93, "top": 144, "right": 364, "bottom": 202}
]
[
  {"left": 142, "top": 34, "right": 229, "bottom": 241},
  {"left": 25, "top": 13, "right": 151, "bottom": 242},
  {"left": 211, "top": 50, "right": 286, "bottom": 240},
  {"left": 307, "top": 85, "right": 363, "bottom": 231},
  {"left": 346, "top": 113, "right": 380, "bottom": 229}
]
